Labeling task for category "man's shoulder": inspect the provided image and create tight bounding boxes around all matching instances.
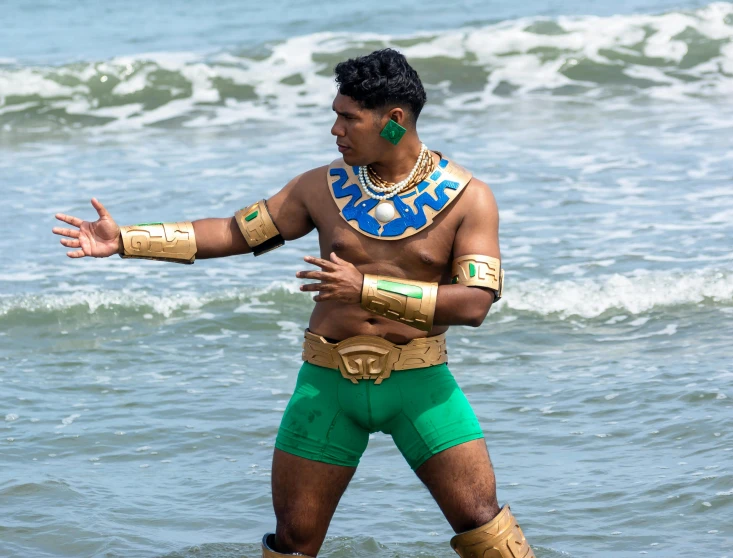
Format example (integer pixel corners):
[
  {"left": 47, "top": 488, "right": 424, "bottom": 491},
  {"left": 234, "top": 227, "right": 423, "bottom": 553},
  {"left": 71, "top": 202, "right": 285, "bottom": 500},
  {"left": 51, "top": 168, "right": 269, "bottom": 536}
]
[
  {"left": 294, "top": 164, "right": 330, "bottom": 184},
  {"left": 454, "top": 171, "right": 498, "bottom": 218},
  {"left": 283, "top": 165, "right": 330, "bottom": 199}
]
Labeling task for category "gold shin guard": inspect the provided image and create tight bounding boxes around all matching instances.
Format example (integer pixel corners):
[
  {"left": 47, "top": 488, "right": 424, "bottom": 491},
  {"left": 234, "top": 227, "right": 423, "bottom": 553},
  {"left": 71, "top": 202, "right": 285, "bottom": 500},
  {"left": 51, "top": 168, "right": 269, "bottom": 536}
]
[
  {"left": 261, "top": 533, "right": 311, "bottom": 557},
  {"left": 361, "top": 274, "right": 438, "bottom": 332},
  {"left": 451, "top": 254, "right": 504, "bottom": 301},
  {"left": 119, "top": 222, "right": 197, "bottom": 264},
  {"left": 450, "top": 505, "right": 535, "bottom": 558},
  {"left": 235, "top": 200, "right": 284, "bottom": 256}
]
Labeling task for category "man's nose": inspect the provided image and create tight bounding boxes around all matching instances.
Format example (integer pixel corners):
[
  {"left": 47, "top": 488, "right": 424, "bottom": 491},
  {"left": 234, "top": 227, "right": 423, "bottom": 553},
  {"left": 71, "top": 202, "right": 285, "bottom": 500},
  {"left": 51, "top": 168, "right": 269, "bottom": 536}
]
[{"left": 331, "top": 121, "right": 344, "bottom": 137}]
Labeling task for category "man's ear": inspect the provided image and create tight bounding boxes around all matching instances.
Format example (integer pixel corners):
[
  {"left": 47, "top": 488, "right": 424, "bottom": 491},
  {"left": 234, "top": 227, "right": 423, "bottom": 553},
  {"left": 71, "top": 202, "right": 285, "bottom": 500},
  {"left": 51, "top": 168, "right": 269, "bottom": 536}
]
[{"left": 388, "top": 107, "right": 407, "bottom": 127}]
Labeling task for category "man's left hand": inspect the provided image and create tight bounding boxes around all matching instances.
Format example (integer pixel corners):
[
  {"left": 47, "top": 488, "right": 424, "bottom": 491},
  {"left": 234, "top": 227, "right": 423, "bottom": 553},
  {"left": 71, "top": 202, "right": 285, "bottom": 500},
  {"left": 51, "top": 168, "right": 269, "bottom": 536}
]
[{"left": 297, "top": 253, "right": 363, "bottom": 304}]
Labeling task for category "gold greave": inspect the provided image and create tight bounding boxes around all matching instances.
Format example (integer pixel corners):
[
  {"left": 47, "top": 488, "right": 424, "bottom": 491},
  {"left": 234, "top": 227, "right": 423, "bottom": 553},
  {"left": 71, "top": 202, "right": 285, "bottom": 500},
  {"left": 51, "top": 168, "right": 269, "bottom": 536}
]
[
  {"left": 235, "top": 200, "right": 284, "bottom": 256},
  {"left": 361, "top": 274, "right": 438, "bottom": 332},
  {"left": 451, "top": 254, "right": 504, "bottom": 301},
  {"left": 450, "top": 505, "right": 535, "bottom": 558},
  {"left": 261, "top": 533, "right": 312, "bottom": 557},
  {"left": 119, "top": 222, "right": 197, "bottom": 264}
]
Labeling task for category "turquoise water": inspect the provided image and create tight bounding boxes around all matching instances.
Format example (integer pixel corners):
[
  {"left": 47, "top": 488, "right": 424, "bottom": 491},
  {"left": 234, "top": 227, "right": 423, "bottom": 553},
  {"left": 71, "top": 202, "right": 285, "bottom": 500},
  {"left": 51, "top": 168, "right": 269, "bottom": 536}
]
[{"left": 1, "top": 1, "right": 733, "bottom": 556}]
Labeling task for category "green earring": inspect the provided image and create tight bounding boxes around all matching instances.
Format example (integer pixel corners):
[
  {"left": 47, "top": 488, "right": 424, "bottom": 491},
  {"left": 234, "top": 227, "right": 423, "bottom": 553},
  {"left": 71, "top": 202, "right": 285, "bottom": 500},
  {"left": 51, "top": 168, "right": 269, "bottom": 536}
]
[{"left": 380, "top": 119, "right": 407, "bottom": 146}]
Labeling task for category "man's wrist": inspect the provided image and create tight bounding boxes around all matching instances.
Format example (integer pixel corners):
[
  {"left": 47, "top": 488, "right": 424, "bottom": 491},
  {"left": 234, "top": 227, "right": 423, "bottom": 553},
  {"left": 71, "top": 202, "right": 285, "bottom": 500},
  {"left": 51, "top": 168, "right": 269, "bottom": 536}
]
[
  {"left": 360, "top": 274, "right": 438, "bottom": 332},
  {"left": 118, "top": 222, "right": 197, "bottom": 264}
]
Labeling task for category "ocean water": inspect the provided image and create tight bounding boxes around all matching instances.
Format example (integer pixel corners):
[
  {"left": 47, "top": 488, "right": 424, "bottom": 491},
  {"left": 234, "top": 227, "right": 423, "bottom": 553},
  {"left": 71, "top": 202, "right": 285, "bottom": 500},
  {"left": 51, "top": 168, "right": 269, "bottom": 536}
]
[{"left": 1, "top": 1, "right": 733, "bottom": 556}]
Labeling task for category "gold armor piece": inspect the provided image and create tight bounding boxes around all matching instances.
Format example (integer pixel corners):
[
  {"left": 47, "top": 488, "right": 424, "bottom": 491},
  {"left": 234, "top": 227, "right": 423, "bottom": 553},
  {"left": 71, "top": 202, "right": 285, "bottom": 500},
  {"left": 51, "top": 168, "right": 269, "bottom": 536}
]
[
  {"left": 452, "top": 254, "right": 504, "bottom": 301},
  {"left": 450, "top": 505, "right": 535, "bottom": 558},
  {"left": 361, "top": 274, "right": 438, "bottom": 332},
  {"left": 302, "top": 330, "right": 447, "bottom": 384},
  {"left": 234, "top": 199, "right": 284, "bottom": 256},
  {"left": 119, "top": 221, "right": 197, "bottom": 264},
  {"left": 261, "top": 533, "right": 310, "bottom": 557}
]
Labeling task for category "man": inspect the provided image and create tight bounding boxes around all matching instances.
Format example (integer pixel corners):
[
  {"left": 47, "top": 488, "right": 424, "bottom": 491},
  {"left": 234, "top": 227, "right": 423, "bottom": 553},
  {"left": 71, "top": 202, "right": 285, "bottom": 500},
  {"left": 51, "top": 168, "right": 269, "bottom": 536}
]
[{"left": 53, "top": 49, "right": 535, "bottom": 558}]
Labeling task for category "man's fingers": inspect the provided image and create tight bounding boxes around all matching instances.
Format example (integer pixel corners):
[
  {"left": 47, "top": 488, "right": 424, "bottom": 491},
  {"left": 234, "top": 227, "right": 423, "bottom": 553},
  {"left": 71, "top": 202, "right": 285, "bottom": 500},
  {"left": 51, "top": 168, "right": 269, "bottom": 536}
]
[
  {"left": 296, "top": 270, "right": 328, "bottom": 280},
  {"left": 52, "top": 227, "right": 80, "bottom": 239},
  {"left": 303, "top": 256, "right": 336, "bottom": 270},
  {"left": 55, "top": 213, "right": 83, "bottom": 228},
  {"left": 66, "top": 250, "right": 87, "bottom": 259},
  {"left": 60, "top": 238, "right": 81, "bottom": 248},
  {"left": 329, "top": 252, "right": 347, "bottom": 264},
  {"left": 91, "top": 198, "right": 110, "bottom": 218},
  {"left": 300, "top": 282, "right": 325, "bottom": 292}
]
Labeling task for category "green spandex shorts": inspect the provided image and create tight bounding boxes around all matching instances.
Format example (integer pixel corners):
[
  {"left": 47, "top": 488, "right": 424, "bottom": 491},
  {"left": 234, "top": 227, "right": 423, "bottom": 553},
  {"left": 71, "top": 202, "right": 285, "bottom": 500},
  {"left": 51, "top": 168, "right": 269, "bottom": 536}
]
[{"left": 275, "top": 362, "right": 484, "bottom": 470}]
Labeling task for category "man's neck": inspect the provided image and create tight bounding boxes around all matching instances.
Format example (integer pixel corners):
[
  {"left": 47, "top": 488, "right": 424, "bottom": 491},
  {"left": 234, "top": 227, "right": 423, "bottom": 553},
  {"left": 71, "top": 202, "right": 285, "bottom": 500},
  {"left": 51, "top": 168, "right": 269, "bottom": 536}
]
[{"left": 368, "top": 136, "right": 424, "bottom": 184}]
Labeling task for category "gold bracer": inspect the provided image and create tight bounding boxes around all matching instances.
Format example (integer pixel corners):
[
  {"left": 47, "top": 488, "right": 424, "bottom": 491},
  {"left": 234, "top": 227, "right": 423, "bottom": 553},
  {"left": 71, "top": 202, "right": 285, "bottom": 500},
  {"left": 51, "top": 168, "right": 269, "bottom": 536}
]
[
  {"left": 450, "top": 505, "right": 535, "bottom": 558},
  {"left": 451, "top": 254, "right": 504, "bottom": 301},
  {"left": 361, "top": 274, "right": 438, "bottom": 332},
  {"left": 302, "top": 330, "right": 448, "bottom": 384},
  {"left": 234, "top": 200, "right": 284, "bottom": 256},
  {"left": 119, "top": 222, "right": 197, "bottom": 264}
]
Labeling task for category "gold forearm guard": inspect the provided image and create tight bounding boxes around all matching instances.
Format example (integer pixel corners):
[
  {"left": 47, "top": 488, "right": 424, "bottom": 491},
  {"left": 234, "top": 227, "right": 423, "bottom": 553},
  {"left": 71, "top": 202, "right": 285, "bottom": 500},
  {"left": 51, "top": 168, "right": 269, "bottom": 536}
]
[
  {"left": 119, "top": 222, "right": 197, "bottom": 264},
  {"left": 451, "top": 254, "right": 504, "bottom": 301},
  {"left": 361, "top": 274, "right": 438, "bottom": 332},
  {"left": 450, "top": 505, "right": 535, "bottom": 558},
  {"left": 234, "top": 200, "right": 284, "bottom": 257}
]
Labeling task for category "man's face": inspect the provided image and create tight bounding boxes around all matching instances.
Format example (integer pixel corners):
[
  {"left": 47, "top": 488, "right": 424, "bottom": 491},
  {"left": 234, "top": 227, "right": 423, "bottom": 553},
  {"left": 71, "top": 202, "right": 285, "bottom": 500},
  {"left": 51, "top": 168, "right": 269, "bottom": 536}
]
[{"left": 330, "top": 93, "right": 385, "bottom": 166}]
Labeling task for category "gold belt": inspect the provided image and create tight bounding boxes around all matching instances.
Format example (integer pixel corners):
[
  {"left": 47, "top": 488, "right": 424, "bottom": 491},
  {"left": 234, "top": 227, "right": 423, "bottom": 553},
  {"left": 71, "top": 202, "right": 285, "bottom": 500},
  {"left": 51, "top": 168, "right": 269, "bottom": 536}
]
[{"left": 302, "top": 330, "right": 448, "bottom": 384}]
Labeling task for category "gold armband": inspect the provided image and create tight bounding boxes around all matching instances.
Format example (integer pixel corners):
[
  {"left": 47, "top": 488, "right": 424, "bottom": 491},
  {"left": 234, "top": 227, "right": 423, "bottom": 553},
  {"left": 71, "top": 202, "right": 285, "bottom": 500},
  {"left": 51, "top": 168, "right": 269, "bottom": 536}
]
[
  {"left": 361, "top": 274, "right": 438, "bottom": 332},
  {"left": 119, "top": 221, "right": 197, "bottom": 264},
  {"left": 234, "top": 200, "right": 284, "bottom": 256},
  {"left": 451, "top": 254, "right": 504, "bottom": 300}
]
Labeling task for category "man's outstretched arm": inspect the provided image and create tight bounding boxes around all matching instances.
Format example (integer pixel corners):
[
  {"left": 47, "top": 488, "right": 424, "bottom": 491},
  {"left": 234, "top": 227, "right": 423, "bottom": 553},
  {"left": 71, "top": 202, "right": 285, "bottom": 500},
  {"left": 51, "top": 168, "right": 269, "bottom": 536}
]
[{"left": 53, "top": 169, "right": 319, "bottom": 261}]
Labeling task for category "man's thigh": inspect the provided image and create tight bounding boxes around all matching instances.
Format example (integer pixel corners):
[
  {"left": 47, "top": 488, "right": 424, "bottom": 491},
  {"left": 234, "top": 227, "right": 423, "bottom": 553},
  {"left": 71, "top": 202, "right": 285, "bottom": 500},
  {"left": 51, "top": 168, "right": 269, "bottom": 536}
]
[{"left": 415, "top": 438, "right": 500, "bottom": 533}]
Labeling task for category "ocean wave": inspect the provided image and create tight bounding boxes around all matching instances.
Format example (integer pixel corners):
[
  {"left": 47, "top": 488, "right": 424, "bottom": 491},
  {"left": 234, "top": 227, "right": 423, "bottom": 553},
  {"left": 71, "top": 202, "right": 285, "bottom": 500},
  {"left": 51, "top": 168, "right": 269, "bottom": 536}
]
[
  {"left": 1, "top": 268, "right": 730, "bottom": 324},
  {"left": 1, "top": 3, "right": 731, "bottom": 132}
]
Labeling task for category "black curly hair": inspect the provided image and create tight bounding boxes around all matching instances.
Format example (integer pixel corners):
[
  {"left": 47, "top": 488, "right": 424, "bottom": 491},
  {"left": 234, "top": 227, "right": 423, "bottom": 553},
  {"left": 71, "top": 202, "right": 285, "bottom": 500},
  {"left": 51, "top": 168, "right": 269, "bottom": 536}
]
[{"left": 334, "top": 49, "right": 427, "bottom": 122}]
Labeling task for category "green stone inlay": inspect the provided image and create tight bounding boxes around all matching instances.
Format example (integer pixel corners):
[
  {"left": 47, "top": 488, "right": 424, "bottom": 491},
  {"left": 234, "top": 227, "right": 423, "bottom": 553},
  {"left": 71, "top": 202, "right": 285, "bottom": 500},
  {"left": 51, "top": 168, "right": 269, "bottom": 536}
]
[
  {"left": 379, "top": 119, "right": 406, "bottom": 146},
  {"left": 244, "top": 210, "right": 259, "bottom": 222},
  {"left": 469, "top": 262, "right": 476, "bottom": 277},
  {"left": 135, "top": 222, "right": 163, "bottom": 227},
  {"left": 451, "top": 276, "right": 459, "bottom": 284},
  {"left": 377, "top": 279, "right": 423, "bottom": 299}
]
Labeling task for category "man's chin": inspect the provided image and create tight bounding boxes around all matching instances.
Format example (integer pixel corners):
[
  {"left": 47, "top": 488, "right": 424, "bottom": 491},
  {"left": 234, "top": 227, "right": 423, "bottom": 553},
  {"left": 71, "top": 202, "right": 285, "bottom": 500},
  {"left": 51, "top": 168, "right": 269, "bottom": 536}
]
[
  {"left": 341, "top": 150, "right": 366, "bottom": 167},
  {"left": 342, "top": 152, "right": 357, "bottom": 166}
]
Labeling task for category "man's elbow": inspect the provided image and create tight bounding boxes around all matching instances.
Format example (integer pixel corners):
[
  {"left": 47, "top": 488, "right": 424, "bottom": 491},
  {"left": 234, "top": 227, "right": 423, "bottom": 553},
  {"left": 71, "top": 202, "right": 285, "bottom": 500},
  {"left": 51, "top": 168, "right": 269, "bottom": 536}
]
[{"left": 464, "top": 301, "right": 492, "bottom": 327}]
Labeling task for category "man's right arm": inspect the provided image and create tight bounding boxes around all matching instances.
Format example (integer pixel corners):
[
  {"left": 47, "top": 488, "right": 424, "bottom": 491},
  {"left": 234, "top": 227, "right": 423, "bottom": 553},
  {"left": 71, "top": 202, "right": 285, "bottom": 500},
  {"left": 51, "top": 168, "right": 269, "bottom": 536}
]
[
  {"left": 194, "top": 168, "right": 319, "bottom": 259},
  {"left": 54, "top": 167, "right": 322, "bottom": 262}
]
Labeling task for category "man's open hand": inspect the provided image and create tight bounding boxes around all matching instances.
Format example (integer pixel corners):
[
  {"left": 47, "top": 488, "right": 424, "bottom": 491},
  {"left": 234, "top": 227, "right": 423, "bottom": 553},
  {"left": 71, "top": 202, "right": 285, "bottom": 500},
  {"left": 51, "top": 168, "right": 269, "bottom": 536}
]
[
  {"left": 52, "top": 198, "right": 121, "bottom": 259},
  {"left": 297, "top": 252, "right": 363, "bottom": 303}
]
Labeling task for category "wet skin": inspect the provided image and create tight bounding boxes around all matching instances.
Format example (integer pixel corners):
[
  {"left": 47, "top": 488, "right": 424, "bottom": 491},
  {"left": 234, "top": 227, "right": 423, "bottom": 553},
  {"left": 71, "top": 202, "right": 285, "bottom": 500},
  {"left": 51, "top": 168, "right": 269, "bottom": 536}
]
[{"left": 52, "top": 93, "right": 503, "bottom": 556}]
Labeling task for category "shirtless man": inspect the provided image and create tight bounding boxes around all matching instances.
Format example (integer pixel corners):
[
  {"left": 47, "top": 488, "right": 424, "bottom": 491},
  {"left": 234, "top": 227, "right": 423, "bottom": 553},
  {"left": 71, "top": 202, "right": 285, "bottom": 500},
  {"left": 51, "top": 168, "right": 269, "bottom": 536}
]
[{"left": 52, "top": 49, "right": 535, "bottom": 558}]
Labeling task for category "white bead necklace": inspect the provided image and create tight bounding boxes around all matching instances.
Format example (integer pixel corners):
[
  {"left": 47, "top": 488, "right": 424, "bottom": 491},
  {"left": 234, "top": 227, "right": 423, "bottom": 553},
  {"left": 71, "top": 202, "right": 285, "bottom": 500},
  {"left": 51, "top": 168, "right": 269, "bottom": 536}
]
[{"left": 359, "top": 143, "right": 427, "bottom": 201}]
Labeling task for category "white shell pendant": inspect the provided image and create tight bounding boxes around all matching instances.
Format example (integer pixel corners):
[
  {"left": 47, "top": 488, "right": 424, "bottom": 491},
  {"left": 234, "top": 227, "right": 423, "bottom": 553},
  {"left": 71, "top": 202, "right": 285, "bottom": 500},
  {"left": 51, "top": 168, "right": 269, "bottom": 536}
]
[{"left": 375, "top": 202, "right": 396, "bottom": 223}]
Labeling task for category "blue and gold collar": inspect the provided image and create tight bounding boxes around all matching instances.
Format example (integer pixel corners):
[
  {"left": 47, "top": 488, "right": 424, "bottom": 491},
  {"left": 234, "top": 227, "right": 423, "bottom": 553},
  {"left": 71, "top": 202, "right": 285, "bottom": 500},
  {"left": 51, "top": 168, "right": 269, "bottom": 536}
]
[{"left": 327, "top": 155, "right": 472, "bottom": 240}]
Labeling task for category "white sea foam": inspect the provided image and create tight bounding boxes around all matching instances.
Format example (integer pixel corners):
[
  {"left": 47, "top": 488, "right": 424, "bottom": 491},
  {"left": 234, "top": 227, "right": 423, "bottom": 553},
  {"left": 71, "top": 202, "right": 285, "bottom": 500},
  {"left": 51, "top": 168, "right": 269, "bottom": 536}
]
[
  {"left": 0, "top": 268, "right": 730, "bottom": 321},
  {"left": 500, "top": 268, "right": 733, "bottom": 318},
  {"left": 1, "top": 4, "right": 731, "bottom": 131}
]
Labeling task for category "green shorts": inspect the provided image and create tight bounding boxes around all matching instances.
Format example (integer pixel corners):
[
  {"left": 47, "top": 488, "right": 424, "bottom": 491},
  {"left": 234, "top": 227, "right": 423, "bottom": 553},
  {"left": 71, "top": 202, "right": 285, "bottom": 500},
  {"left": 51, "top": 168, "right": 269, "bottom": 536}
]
[{"left": 275, "top": 362, "right": 484, "bottom": 470}]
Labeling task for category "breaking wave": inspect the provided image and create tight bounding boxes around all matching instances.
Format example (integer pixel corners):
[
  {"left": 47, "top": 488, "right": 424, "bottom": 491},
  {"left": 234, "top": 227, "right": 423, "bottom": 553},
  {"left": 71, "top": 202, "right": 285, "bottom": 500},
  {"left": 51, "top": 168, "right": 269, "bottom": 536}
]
[
  {"left": 1, "top": 268, "right": 731, "bottom": 324},
  {"left": 1, "top": 3, "right": 732, "bottom": 132}
]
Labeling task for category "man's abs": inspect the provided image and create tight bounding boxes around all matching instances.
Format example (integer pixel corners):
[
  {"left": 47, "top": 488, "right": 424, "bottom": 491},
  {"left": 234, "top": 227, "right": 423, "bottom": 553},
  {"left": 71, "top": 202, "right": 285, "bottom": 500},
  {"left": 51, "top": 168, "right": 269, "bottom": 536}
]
[{"left": 308, "top": 300, "right": 449, "bottom": 344}]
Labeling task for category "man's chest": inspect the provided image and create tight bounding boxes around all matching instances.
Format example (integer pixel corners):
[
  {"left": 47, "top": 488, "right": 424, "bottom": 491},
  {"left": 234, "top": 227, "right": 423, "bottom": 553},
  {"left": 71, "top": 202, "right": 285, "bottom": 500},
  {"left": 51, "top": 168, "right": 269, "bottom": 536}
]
[{"left": 315, "top": 208, "right": 459, "bottom": 278}]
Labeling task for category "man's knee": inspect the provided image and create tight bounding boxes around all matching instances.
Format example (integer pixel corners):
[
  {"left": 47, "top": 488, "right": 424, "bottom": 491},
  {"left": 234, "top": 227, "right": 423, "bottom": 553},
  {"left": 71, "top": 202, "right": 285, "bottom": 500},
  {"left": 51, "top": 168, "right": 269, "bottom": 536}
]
[{"left": 274, "top": 514, "right": 323, "bottom": 555}]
